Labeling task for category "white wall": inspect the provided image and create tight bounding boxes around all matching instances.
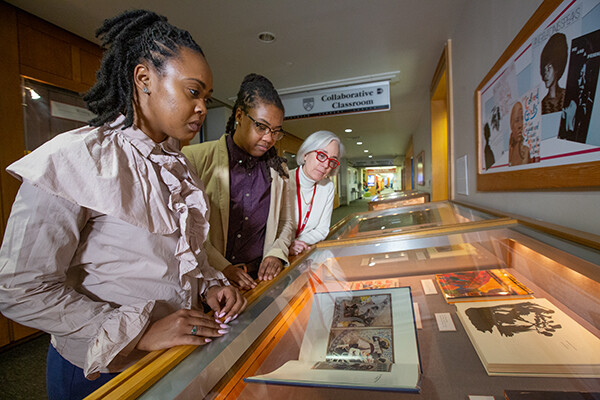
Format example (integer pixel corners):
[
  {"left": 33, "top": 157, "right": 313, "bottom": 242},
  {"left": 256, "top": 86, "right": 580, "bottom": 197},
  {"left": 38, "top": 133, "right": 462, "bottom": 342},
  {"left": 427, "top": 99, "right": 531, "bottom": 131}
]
[{"left": 450, "top": 0, "right": 600, "bottom": 235}]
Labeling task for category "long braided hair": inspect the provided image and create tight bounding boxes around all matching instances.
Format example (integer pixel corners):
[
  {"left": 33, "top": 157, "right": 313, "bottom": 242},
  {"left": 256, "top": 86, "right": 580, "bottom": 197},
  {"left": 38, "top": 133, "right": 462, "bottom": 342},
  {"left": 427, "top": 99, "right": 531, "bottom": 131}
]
[
  {"left": 84, "top": 10, "right": 204, "bottom": 128},
  {"left": 226, "top": 73, "right": 288, "bottom": 179}
]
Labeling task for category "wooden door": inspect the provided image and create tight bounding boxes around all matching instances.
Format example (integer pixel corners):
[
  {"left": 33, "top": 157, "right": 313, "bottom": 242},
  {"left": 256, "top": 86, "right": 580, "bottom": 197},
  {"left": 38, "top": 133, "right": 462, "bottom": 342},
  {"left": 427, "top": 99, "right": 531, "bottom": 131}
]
[{"left": 430, "top": 41, "right": 453, "bottom": 201}]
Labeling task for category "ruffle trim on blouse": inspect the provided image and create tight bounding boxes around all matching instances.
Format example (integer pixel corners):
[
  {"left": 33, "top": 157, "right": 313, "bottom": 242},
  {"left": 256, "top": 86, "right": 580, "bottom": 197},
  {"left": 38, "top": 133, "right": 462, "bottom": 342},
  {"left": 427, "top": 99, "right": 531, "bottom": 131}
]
[
  {"left": 7, "top": 120, "right": 178, "bottom": 235},
  {"left": 148, "top": 141, "right": 227, "bottom": 288},
  {"left": 7, "top": 116, "right": 227, "bottom": 289}
]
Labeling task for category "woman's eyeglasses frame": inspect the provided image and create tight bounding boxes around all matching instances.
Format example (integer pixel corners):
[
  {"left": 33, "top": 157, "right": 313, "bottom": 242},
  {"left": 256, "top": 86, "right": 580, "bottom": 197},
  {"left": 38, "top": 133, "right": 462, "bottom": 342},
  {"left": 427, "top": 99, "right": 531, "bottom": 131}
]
[
  {"left": 314, "top": 150, "right": 339, "bottom": 169},
  {"left": 245, "top": 112, "right": 286, "bottom": 141}
]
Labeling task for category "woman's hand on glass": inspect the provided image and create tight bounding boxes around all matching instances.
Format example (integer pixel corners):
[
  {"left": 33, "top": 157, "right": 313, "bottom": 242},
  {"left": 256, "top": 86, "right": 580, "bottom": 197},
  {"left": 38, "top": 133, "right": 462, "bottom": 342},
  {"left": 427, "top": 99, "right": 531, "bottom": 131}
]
[
  {"left": 289, "top": 239, "right": 309, "bottom": 256},
  {"left": 258, "top": 256, "right": 283, "bottom": 281},
  {"left": 223, "top": 264, "right": 257, "bottom": 290},
  {"left": 136, "top": 309, "right": 228, "bottom": 351},
  {"left": 204, "top": 285, "right": 247, "bottom": 323}
]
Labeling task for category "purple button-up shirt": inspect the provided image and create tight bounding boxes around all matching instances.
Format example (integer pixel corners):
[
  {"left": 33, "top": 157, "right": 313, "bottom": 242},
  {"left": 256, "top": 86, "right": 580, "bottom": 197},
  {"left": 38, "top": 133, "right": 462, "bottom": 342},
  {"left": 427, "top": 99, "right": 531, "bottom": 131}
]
[{"left": 225, "top": 134, "right": 271, "bottom": 273}]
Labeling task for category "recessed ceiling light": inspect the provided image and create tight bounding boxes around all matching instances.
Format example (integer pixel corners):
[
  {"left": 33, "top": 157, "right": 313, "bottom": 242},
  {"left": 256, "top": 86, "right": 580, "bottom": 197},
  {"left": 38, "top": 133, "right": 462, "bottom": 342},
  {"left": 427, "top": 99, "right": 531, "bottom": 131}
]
[
  {"left": 345, "top": 129, "right": 352, "bottom": 133},
  {"left": 258, "top": 32, "right": 276, "bottom": 43},
  {"left": 356, "top": 141, "right": 363, "bottom": 145},
  {"left": 368, "top": 155, "right": 373, "bottom": 158},
  {"left": 364, "top": 149, "right": 369, "bottom": 153}
]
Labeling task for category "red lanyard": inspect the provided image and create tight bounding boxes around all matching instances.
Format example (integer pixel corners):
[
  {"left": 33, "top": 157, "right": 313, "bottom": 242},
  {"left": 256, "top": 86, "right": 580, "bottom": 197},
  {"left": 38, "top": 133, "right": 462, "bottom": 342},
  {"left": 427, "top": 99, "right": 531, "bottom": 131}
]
[{"left": 296, "top": 168, "right": 317, "bottom": 237}]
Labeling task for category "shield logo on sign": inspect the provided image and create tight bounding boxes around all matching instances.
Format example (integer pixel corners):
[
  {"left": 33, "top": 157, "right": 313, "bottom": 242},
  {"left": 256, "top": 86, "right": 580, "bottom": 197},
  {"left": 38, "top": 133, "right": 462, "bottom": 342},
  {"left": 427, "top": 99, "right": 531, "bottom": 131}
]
[{"left": 303, "top": 97, "right": 314, "bottom": 112}]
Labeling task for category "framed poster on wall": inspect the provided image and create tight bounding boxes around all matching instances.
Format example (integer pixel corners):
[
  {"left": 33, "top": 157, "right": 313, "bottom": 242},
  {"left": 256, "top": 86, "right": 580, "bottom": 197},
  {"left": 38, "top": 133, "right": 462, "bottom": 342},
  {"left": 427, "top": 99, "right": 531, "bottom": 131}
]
[{"left": 476, "top": 0, "right": 600, "bottom": 190}]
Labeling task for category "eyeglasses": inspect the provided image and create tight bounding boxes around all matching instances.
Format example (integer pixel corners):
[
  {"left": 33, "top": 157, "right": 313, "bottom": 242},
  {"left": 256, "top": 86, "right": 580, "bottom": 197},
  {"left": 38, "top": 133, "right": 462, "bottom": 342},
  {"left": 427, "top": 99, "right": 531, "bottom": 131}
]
[
  {"left": 315, "top": 151, "right": 340, "bottom": 169},
  {"left": 245, "top": 113, "right": 286, "bottom": 141}
]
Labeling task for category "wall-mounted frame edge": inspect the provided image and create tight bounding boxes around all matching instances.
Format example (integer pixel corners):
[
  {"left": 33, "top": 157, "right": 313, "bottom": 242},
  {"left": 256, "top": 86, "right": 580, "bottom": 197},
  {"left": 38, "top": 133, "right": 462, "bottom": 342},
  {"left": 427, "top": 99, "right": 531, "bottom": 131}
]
[{"left": 474, "top": 0, "right": 600, "bottom": 191}]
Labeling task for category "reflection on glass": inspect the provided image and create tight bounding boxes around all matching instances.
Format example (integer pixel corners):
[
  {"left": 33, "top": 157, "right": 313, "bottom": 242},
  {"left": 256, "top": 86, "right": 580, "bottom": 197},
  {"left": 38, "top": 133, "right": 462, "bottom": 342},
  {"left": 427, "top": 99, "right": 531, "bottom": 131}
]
[
  {"left": 329, "top": 201, "right": 497, "bottom": 240},
  {"left": 22, "top": 78, "right": 94, "bottom": 151}
]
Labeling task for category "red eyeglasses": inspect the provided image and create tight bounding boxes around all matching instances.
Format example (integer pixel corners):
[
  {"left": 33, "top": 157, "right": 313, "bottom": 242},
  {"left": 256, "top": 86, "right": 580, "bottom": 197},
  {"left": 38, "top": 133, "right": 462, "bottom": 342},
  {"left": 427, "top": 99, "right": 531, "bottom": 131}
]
[{"left": 315, "top": 151, "right": 340, "bottom": 169}]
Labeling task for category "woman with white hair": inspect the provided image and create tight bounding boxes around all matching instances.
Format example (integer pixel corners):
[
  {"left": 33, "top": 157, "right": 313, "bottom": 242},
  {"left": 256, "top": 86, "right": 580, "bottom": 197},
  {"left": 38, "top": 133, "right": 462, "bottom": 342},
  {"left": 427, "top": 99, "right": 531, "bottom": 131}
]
[{"left": 289, "top": 130, "right": 344, "bottom": 255}]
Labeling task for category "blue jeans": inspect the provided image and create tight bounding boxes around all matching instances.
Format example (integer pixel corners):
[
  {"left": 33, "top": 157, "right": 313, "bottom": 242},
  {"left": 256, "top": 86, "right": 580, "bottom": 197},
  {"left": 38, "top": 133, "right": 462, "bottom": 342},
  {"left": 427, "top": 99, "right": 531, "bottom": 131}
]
[{"left": 46, "top": 344, "right": 119, "bottom": 400}]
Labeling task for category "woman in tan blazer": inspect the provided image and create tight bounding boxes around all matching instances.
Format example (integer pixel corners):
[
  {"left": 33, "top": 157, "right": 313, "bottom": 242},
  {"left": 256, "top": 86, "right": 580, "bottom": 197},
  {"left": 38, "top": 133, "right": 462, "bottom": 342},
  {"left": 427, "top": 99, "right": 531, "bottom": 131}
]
[{"left": 183, "top": 74, "right": 294, "bottom": 290}]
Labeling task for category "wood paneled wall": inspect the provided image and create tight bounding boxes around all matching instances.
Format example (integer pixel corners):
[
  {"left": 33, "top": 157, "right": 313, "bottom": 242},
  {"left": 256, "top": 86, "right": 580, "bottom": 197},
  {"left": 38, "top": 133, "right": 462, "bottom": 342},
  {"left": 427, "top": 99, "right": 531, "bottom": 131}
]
[
  {"left": 0, "top": 2, "right": 23, "bottom": 241},
  {"left": 0, "top": 0, "right": 102, "bottom": 345}
]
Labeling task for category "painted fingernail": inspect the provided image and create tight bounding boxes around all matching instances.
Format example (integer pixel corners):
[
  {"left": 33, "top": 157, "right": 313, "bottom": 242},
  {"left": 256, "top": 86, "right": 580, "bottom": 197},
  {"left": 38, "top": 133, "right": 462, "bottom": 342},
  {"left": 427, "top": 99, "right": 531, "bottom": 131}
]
[
  {"left": 224, "top": 316, "right": 232, "bottom": 323},
  {"left": 205, "top": 338, "right": 212, "bottom": 343},
  {"left": 218, "top": 329, "right": 229, "bottom": 334},
  {"left": 219, "top": 323, "right": 229, "bottom": 328},
  {"left": 232, "top": 314, "right": 238, "bottom": 320}
]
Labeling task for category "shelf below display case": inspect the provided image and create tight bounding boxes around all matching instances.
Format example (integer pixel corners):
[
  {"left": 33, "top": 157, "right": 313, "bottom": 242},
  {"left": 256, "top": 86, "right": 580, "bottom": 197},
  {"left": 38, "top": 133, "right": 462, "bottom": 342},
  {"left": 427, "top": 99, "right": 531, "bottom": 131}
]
[{"left": 89, "top": 219, "right": 600, "bottom": 399}]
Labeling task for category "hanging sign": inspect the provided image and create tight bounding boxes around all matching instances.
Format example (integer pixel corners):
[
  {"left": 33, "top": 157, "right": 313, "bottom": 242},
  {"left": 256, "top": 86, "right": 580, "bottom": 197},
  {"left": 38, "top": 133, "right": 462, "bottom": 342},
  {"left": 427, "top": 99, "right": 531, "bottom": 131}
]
[{"left": 281, "top": 80, "right": 390, "bottom": 120}]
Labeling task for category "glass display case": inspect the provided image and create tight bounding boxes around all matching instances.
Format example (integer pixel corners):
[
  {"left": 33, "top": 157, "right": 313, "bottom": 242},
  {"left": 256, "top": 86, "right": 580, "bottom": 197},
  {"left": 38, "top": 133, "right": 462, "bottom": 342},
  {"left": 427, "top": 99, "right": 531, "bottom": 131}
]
[
  {"left": 367, "top": 190, "right": 430, "bottom": 211},
  {"left": 328, "top": 200, "right": 511, "bottom": 241},
  {"left": 89, "top": 219, "right": 600, "bottom": 400}
]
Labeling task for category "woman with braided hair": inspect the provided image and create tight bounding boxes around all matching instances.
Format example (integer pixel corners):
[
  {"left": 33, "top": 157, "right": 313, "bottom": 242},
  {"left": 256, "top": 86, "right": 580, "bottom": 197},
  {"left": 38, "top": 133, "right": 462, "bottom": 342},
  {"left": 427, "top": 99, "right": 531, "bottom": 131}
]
[
  {"left": 0, "top": 10, "right": 246, "bottom": 399},
  {"left": 183, "top": 74, "right": 294, "bottom": 290}
]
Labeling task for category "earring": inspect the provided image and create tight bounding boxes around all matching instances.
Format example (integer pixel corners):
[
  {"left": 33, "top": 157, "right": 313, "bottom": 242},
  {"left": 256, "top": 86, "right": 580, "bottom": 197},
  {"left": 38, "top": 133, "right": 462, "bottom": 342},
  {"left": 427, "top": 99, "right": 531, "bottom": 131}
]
[
  {"left": 143, "top": 87, "right": 149, "bottom": 94},
  {"left": 234, "top": 121, "right": 239, "bottom": 128}
]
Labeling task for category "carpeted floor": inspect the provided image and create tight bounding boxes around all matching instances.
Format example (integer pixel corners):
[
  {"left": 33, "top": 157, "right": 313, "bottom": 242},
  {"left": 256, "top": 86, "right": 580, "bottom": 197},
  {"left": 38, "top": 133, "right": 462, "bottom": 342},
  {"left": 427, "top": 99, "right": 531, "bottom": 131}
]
[
  {"left": 0, "top": 333, "right": 49, "bottom": 399},
  {"left": 330, "top": 197, "right": 369, "bottom": 225}
]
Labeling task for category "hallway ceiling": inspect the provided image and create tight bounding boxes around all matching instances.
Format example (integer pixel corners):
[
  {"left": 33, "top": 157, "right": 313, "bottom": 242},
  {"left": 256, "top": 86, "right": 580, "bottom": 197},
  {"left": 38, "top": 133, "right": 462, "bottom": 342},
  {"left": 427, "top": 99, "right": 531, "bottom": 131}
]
[{"left": 8, "top": 0, "right": 468, "bottom": 165}]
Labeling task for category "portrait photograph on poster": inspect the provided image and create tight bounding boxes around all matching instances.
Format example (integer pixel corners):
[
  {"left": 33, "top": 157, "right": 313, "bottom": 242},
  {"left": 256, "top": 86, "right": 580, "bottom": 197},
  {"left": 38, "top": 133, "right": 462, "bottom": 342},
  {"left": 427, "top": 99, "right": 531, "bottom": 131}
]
[{"left": 476, "top": 0, "right": 600, "bottom": 190}]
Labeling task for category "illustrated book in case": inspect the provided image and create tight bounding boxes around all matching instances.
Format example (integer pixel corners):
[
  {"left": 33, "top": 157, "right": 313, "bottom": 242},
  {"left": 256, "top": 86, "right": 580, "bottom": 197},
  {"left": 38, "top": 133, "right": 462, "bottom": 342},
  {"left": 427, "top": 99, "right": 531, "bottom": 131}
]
[
  {"left": 244, "top": 287, "right": 422, "bottom": 392},
  {"left": 455, "top": 298, "right": 600, "bottom": 377},
  {"left": 435, "top": 268, "right": 533, "bottom": 303},
  {"left": 348, "top": 278, "right": 402, "bottom": 290}
]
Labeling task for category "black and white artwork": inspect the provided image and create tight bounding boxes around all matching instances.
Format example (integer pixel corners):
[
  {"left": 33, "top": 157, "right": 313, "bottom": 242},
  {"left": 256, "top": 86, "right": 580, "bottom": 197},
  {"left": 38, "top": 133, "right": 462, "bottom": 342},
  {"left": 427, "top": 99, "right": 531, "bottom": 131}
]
[{"left": 465, "top": 301, "right": 562, "bottom": 337}]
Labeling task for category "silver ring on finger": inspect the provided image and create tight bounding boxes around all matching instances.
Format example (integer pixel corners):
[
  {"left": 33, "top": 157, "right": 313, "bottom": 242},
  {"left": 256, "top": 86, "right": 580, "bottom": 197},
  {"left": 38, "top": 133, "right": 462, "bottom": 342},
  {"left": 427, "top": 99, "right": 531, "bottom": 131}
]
[{"left": 191, "top": 325, "right": 198, "bottom": 336}]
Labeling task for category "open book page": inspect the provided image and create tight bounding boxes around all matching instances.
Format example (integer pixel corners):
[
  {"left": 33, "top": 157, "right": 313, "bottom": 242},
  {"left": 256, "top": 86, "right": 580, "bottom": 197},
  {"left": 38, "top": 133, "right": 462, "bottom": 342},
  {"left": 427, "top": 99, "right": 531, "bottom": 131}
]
[
  {"left": 246, "top": 287, "right": 421, "bottom": 391},
  {"left": 456, "top": 298, "right": 600, "bottom": 377}
]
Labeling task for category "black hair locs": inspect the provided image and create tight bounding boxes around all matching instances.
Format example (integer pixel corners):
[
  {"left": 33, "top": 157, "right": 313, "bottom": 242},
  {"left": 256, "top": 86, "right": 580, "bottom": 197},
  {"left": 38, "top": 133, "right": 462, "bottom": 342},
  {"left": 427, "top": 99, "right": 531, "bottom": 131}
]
[
  {"left": 226, "top": 73, "right": 289, "bottom": 178},
  {"left": 225, "top": 73, "right": 285, "bottom": 134},
  {"left": 84, "top": 9, "right": 204, "bottom": 128}
]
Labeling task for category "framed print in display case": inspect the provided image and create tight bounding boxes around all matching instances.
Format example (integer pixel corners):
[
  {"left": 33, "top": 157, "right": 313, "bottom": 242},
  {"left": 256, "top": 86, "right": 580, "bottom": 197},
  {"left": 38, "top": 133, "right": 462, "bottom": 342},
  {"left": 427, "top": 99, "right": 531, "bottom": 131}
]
[{"left": 245, "top": 287, "right": 421, "bottom": 392}]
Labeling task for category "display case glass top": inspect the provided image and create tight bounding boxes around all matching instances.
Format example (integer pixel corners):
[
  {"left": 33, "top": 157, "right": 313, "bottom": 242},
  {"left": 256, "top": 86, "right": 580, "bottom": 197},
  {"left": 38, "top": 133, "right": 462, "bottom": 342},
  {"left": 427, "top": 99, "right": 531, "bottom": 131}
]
[
  {"left": 328, "top": 200, "right": 504, "bottom": 240},
  {"left": 368, "top": 190, "right": 430, "bottom": 211},
  {"left": 229, "top": 223, "right": 600, "bottom": 399},
  {"left": 96, "top": 221, "right": 600, "bottom": 400}
]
